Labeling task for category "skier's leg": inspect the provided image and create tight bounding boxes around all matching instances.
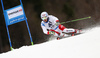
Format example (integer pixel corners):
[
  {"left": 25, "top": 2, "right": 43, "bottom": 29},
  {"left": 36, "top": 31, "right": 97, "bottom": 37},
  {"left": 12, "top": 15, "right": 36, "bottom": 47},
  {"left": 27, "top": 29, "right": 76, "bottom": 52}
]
[
  {"left": 52, "top": 30, "right": 61, "bottom": 40},
  {"left": 58, "top": 24, "right": 66, "bottom": 31},
  {"left": 54, "top": 32, "right": 66, "bottom": 40},
  {"left": 58, "top": 24, "right": 81, "bottom": 34},
  {"left": 63, "top": 28, "right": 81, "bottom": 33},
  {"left": 63, "top": 28, "right": 75, "bottom": 33},
  {"left": 50, "top": 27, "right": 64, "bottom": 40},
  {"left": 54, "top": 24, "right": 69, "bottom": 37}
]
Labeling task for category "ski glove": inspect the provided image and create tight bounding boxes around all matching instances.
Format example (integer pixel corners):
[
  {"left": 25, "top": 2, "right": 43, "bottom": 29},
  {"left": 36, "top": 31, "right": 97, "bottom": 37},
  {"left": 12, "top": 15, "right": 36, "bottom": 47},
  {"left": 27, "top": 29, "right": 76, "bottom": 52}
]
[
  {"left": 49, "top": 31, "right": 55, "bottom": 34},
  {"left": 55, "top": 22, "right": 60, "bottom": 26}
]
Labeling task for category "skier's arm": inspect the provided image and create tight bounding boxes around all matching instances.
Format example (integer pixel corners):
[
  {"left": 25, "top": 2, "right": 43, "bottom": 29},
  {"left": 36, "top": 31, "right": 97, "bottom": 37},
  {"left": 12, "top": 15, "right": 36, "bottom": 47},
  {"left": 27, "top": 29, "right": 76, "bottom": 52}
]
[
  {"left": 41, "top": 24, "right": 48, "bottom": 35},
  {"left": 41, "top": 23, "right": 54, "bottom": 35},
  {"left": 53, "top": 16, "right": 59, "bottom": 23},
  {"left": 53, "top": 16, "right": 60, "bottom": 26},
  {"left": 41, "top": 26, "right": 55, "bottom": 35}
]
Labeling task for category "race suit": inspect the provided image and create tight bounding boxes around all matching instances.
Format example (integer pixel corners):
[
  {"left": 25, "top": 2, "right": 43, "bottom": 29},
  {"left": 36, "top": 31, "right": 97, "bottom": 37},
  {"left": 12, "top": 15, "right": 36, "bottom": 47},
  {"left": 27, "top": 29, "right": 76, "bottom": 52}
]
[{"left": 41, "top": 15, "right": 76, "bottom": 36}]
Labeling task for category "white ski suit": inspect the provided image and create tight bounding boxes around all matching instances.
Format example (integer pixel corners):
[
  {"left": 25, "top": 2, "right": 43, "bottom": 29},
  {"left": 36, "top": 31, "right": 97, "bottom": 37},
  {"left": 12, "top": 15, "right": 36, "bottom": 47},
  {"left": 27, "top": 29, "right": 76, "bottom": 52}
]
[{"left": 41, "top": 15, "right": 76, "bottom": 37}]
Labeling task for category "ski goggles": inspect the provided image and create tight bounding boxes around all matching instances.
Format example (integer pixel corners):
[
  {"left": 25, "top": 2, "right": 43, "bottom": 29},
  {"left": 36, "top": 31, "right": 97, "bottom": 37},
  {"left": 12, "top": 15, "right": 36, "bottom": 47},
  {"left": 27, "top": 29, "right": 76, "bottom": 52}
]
[{"left": 41, "top": 16, "right": 48, "bottom": 20}]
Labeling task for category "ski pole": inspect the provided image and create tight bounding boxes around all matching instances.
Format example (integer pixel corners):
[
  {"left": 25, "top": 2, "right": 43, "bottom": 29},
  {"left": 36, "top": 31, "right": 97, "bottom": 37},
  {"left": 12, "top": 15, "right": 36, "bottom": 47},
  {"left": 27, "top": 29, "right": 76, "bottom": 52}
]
[{"left": 60, "top": 16, "right": 91, "bottom": 24}]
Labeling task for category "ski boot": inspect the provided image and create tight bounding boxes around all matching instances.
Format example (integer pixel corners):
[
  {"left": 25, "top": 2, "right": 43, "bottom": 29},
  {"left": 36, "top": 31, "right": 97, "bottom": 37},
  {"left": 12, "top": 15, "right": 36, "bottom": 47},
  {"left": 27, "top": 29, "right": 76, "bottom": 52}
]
[
  {"left": 71, "top": 29, "right": 82, "bottom": 36},
  {"left": 75, "top": 29, "right": 82, "bottom": 33},
  {"left": 57, "top": 37, "right": 60, "bottom": 40}
]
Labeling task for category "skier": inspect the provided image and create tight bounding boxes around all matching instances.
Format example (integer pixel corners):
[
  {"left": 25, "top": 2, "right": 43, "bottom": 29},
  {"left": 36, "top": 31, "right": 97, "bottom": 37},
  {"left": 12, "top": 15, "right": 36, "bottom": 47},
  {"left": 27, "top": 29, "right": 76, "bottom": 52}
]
[{"left": 41, "top": 11, "right": 81, "bottom": 40}]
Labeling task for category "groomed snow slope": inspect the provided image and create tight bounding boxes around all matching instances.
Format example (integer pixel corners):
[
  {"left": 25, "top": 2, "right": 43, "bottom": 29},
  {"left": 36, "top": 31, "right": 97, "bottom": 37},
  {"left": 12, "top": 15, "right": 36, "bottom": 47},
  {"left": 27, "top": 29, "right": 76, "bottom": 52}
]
[{"left": 0, "top": 27, "right": 100, "bottom": 58}]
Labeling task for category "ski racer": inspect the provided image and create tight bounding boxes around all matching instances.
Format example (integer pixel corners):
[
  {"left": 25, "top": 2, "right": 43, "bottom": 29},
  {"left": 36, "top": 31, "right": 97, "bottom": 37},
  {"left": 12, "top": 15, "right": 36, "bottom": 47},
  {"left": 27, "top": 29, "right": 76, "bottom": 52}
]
[{"left": 41, "top": 11, "right": 81, "bottom": 40}]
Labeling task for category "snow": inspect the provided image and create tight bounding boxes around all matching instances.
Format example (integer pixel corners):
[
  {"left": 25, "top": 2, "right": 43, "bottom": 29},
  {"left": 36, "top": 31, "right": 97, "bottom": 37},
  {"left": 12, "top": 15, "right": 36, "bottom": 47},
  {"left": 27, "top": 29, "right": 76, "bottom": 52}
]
[{"left": 0, "top": 27, "right": 100, "bottom": 58}]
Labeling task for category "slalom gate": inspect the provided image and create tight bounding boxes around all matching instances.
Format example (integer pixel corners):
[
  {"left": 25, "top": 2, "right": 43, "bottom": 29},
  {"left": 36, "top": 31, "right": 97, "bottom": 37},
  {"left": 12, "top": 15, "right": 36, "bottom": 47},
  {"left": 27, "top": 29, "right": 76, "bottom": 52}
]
[{"left": 1, "top": 0, "right": 33, "bottom": 50}]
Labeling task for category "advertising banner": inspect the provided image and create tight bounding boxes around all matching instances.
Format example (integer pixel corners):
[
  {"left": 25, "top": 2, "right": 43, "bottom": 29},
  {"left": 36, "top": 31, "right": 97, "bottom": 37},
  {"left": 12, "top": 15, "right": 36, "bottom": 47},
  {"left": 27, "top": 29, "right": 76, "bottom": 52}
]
[{"left": 4, "top": 5, "right": 26, "bottom": 25}]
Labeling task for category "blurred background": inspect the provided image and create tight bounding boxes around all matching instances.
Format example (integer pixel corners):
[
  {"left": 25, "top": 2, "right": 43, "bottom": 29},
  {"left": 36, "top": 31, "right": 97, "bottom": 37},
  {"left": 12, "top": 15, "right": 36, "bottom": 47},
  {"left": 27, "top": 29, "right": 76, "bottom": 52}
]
[{"left": 0, "top": 0, "right": 100, "bottom": 53}]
